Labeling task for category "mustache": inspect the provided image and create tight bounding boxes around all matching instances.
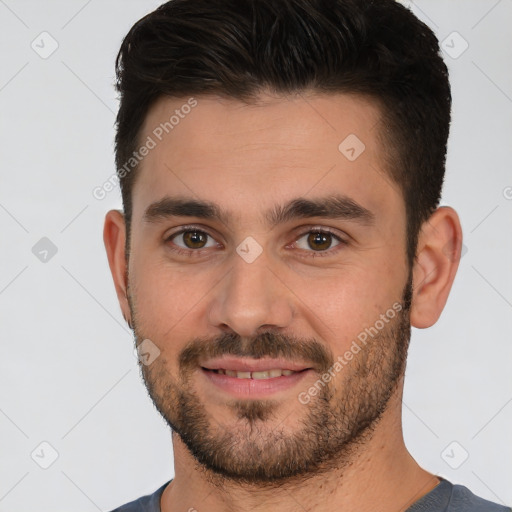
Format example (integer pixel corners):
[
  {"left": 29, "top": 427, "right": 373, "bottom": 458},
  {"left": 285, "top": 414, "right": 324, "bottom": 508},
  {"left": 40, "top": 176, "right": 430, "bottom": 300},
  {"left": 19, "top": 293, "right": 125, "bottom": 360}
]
[{"left": 178, "top": 331, "right": 334, "bottom": 375}]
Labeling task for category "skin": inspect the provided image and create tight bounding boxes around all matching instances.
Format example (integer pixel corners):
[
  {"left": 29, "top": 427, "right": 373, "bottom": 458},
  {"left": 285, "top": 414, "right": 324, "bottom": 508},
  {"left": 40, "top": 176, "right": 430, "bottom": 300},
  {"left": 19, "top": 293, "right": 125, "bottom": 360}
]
[{"left": 104, "top": 92, "right": 463, "bottom": 512}]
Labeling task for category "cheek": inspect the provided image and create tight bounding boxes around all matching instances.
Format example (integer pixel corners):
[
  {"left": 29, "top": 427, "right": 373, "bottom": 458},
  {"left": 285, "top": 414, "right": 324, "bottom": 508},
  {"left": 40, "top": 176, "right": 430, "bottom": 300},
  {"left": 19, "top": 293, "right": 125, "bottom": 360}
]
[
  {"left": 293, "top": 266, "right": 404, "bottom": 353},
  {"left": 129, "top": 254, "right": 225, "bottom": 343}
]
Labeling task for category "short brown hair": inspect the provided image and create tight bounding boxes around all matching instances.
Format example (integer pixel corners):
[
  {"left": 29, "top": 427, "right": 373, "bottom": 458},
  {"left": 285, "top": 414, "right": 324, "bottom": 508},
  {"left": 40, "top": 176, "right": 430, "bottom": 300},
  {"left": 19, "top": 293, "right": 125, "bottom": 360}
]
[{"left": 114, "top": 0, "right": 451, "bottom": 266}]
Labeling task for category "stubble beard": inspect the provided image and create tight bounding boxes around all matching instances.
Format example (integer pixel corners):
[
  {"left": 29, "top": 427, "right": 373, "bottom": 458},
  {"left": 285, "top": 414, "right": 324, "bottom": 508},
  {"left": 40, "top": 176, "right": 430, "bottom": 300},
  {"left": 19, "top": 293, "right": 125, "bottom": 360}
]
[{"left": 129, "top": 275, "right": 413, "bottom": 487}]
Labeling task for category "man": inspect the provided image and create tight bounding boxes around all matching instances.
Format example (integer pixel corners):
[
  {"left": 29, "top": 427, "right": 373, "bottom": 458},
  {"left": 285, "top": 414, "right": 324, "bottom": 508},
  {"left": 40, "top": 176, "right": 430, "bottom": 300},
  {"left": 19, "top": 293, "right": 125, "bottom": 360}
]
[{"left": 103, "top": 1, "right": 510, "bottom": 511}]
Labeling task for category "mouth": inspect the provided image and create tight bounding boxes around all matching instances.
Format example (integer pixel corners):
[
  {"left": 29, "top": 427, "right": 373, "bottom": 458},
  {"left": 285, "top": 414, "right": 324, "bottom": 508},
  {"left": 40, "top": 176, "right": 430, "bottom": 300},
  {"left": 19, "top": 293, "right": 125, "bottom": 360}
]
[
  {"left": 202, "top": 367, "right": 308, "bottom": 379},
  {"left": 199, "top": 357, "right": 314, "bottom": 397}
]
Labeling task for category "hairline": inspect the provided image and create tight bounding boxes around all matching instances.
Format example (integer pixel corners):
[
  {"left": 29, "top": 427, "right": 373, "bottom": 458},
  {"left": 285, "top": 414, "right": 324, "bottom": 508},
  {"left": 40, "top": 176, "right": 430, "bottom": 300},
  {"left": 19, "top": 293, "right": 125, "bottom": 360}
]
[{"left": 122, "top": 89, "right": 410, "bottom": 260}]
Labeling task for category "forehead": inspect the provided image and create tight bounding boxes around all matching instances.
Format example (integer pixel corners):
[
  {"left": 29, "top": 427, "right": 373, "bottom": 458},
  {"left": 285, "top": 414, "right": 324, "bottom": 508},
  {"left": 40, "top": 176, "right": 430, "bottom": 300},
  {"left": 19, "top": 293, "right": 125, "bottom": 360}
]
[{"left": 132, "top": 92, "right": 401, "bottom": 227}]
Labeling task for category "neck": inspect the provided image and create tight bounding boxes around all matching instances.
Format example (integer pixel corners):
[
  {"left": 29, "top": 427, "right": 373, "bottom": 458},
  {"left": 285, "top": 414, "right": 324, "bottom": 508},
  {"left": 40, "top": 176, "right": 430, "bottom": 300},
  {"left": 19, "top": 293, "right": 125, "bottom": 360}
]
[{"left": 161, "top": 386, "right": 439, "bottom": 512}]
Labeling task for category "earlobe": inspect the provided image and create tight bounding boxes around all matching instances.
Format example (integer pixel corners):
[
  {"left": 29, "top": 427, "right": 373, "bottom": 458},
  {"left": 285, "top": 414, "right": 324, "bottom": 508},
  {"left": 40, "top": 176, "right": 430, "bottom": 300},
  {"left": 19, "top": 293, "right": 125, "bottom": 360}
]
[
  {"left": 410, "top": 207, "right": 463, "bottom": 329},
  {"left": 103, "top": 210, "right": 132, "bottom": 327}
]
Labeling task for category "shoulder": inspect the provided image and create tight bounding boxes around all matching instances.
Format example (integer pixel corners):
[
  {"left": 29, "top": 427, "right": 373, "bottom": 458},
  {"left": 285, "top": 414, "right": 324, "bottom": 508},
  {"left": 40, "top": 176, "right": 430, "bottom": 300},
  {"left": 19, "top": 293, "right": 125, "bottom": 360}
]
[
  {"left": 108, "top": 480, "right": 171, "bottom": 512},
  {"left": 448, "top": 483, "right": 512, "bottom": 512},
  {"left": 407, "top": 478, "right": 510, "bottom": 512}
]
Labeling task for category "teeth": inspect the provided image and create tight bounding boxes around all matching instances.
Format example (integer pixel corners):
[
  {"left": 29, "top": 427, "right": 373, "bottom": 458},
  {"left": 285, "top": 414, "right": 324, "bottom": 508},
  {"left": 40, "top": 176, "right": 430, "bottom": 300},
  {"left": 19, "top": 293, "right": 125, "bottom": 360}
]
[
  {"left": 252, "top": 371, "right": 270, "bottom": 379},
  {"left": 212, "top": 368, "right": 299, "bottom": 379}
]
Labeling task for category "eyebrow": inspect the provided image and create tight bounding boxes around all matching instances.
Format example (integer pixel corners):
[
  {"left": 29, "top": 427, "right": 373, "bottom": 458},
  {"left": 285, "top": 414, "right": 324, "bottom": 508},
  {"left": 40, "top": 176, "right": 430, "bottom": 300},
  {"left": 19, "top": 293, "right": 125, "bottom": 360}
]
[{"left": 143, "top": 194, "right": 375, "bottom": 228}]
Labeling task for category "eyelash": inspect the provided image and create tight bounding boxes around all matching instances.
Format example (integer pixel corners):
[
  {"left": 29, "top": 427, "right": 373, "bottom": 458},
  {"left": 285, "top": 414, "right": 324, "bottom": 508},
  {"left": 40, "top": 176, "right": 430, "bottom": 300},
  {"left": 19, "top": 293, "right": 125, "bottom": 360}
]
[{"left": 164, "top": 225, "right": 347, "bottom": 259}]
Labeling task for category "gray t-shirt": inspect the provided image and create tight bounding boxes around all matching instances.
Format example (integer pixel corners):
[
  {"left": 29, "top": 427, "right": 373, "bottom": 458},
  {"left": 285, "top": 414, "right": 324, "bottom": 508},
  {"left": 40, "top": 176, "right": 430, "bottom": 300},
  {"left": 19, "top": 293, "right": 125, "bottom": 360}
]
[{"left": 109, "top": 477, "right": 511, "bottom": 512}]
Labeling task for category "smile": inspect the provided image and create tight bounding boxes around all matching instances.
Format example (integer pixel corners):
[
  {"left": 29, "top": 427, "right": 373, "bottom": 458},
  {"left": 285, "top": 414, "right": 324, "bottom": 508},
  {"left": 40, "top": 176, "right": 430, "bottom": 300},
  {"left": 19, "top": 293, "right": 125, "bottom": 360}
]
[{"left": 205, "top": 368, "right": 301, "bottom": 379}]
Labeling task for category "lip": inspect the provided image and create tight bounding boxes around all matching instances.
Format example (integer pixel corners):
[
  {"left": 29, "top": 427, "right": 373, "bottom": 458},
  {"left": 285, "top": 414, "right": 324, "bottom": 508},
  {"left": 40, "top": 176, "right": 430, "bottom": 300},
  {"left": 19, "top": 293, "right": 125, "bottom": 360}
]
[
  {"left": 201, "top": 367, "right": 313, "bottom": 398},
  {"left": 200, "top": 356, "right": 312, "bottom": 373}
]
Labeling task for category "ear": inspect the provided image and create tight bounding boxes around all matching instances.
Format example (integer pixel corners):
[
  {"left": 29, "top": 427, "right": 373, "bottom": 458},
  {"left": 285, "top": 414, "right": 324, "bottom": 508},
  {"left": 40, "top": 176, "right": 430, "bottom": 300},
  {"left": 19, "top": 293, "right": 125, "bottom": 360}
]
[
  {"left": 410, "top": 206, "right": 463, "bottom": 329},
  {"left": 103, "top": 209, "right": 132, "bottom": 328}
]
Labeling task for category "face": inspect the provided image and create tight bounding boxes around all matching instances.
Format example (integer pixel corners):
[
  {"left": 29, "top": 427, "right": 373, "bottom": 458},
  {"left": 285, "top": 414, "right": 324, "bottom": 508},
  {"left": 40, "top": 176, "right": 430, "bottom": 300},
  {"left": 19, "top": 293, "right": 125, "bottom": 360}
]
[{"left": 126, "top": 92, "right": 412, "bottom": 484}]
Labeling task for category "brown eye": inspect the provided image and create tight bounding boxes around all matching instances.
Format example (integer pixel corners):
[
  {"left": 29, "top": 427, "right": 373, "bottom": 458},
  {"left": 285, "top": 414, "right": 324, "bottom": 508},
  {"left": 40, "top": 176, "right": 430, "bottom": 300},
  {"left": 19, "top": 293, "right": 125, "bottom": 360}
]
[
  {"left": 294, "top": 230, "right": 343, "bottom": 253},
  {"left": 307, "top": 232, "right": 333, "bottom": 251},
  {"left": 168, "top": 229, "right": 216, "bottom": 250},
  {"left": 182, "top": 231, "right": 208, "bottom": 249}
]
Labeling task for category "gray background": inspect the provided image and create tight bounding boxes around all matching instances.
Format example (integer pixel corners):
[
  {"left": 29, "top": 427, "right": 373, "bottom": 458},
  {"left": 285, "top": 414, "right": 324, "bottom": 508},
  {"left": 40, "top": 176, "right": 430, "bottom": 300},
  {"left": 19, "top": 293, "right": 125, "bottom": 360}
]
[{"left": 0, "top": 1, "right": 511, "bottom": 510}]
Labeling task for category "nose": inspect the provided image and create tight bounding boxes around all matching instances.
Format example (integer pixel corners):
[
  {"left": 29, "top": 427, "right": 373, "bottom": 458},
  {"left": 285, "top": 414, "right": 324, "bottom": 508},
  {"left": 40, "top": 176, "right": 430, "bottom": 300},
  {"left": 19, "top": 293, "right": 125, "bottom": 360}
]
[{"left": 207, "top": 249, "right": 294, "bottom": 338}]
